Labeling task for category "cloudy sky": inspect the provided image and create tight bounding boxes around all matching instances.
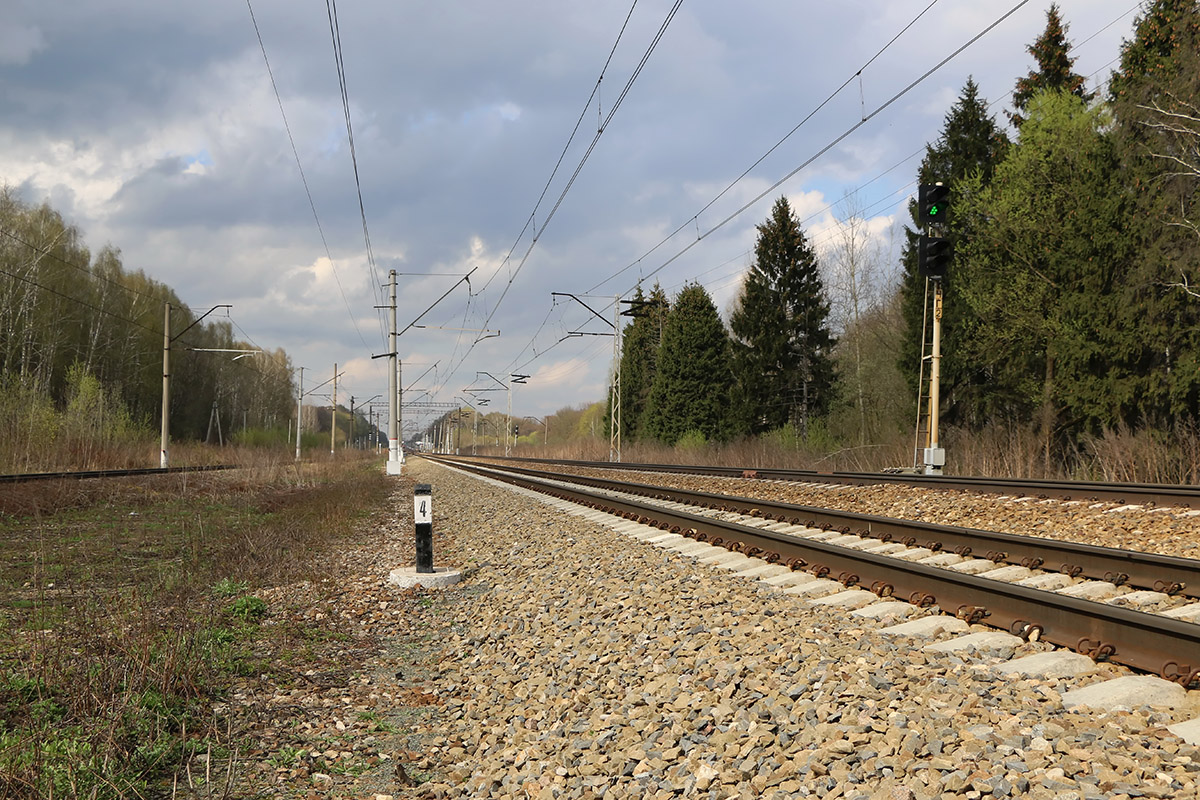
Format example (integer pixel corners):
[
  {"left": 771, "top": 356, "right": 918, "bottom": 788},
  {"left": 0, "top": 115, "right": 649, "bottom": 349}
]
[{"left": 1, "top": 0, "right": 1143, "bottom": 434}]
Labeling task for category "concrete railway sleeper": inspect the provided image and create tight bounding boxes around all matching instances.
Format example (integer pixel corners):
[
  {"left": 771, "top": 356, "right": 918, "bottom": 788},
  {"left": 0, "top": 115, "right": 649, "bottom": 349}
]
[
  {"left": 458, "top": 453, "right": 1200, "bottom": 508},
  {"left": 430, "top": 455, "right": 1200, "bottom": 689},
  {"left": 433, "top": 455, "right": 1200, "bottom": 603}
]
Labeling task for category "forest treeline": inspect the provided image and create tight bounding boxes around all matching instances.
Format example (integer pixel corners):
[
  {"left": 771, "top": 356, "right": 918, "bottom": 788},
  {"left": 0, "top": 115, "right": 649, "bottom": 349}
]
[
  {"left": 600, "top": 1, "right": 1200, "bottom": 477},
  {"left": 7, "top": 2, "right": 1200, "bottom": 479},
  {"left": 0, "top": 186, "right": 297, "bottom": 468}
]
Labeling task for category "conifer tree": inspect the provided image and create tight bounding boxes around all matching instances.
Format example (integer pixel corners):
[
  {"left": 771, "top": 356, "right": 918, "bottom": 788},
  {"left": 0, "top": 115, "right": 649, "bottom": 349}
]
[
  {"left": 614, "top": 282, "right": 669, "bottom": 440},
  {"left": 642, "top": 283, "right": 736, "bottom": 445},
  {"left": 730, "top": 196, "right": 835, "bottom": 439},
  {"left": 897, "top": 79, "right": 1009, "bottom": 427},
  {"left": 1108, "top": 0, "right": 1200, "bottom": 425},
  {"left": 1009, "top": 4, "right": 1092, "bottom": 127},
  {"left": 1109, "top": 0, "right": 1199, "bottom": 107}
]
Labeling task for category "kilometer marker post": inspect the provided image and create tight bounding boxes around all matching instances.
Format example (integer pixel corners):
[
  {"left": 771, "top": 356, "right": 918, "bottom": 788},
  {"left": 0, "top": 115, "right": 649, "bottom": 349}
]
[
  {"left": 415, "top": 483, "right": 433, "bottom": 573},
  {"left": 388, "top": 483, "right": 462, "bottom": 589}
]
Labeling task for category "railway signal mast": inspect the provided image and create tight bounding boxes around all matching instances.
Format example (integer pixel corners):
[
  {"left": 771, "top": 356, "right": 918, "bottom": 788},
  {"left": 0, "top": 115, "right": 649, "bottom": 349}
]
[{"left": 917, "top": 183, "right": 951, "bottom": 475}]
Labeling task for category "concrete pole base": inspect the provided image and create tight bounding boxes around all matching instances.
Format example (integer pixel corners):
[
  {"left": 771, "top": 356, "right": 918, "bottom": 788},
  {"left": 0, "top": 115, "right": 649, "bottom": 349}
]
[{"left": 388, "top": 566, "right": 462, "bottom": 589}]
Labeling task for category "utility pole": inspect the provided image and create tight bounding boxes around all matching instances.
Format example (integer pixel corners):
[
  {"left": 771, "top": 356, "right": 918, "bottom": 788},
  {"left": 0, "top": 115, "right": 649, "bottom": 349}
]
[
  {"left": 375, "top": 270, "right": 404, "bottom": 472},
  {"left": 160, "top": 303, "right": 171, "bottom": 468},
  {"left": 389, "top": 270, "right": 403, "bottom": 473},
  {"left": 295, "top": 367, "right": 304, "bottom": 462},
  {"left": 508, "top": 374, "right": 529, "bottom": 458},
  {"left": 551, "top": 292, "right": 621, "bottom": 462},
  {"left": 159, "top": 302, "right": 231, "bottom": 469},
  {"left": 611, "top": 300, "right": 621, "bottom": 463}
]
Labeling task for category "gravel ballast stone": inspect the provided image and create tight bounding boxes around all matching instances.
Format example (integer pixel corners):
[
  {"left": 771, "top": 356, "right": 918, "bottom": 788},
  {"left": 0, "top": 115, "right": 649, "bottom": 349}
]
[{"left": 400, "top": 459, "right": 1200, "bottom": 800}]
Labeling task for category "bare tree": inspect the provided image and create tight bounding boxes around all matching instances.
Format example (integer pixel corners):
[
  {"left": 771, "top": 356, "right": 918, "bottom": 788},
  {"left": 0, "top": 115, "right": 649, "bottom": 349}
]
[{"left": 825, "top": 195, "right": 890, "bottom": 443}]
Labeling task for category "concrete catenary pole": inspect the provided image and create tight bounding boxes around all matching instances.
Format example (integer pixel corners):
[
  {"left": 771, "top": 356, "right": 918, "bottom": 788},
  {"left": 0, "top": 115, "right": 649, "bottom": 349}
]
[
  {"left": 160, "top": 303, "right": 171, "bottom": 468},
  {"left": 295, "top": 367, "right": 303, "bottom": 461},
  {"left": 331, "top": 363, "right": 337, "bottom": 456},
  {"left": 611, "top": 299, "right": 621, "bottom": 463},
  {"left": 387, "top": 269, "right": 403, "bottom": 474}
]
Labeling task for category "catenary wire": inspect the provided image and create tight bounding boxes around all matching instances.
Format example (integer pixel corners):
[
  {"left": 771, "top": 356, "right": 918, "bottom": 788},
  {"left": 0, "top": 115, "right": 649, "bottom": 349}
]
[
  {"left": 417, "top": 0, "right": 1139, "bottom": 418},
  {"left": 474, "top": 0, "right": 684, "bottom": 338},
  {"left": 325, "top": 0, "right": 386, "bottom": 345},
  {"left": 583, "top": 0, "right": 943, "bottom": 295},
  {"left": 245, "top": 0, "right": 377, "bottom": 350},
  {"left": 435, "top": 1, "right": 686, "bottom": 401}
]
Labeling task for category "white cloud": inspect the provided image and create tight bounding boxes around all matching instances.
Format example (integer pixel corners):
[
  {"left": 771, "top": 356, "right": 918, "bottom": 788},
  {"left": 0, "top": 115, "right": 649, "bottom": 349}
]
[{"left": 0, "top": 0, "right": 1139, "bottom": 426}]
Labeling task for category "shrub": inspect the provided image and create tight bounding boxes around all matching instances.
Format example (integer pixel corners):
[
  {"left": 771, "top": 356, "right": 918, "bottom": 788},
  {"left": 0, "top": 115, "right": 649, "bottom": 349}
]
[{"left": 230, "top": 595, "right": 268, "bottom": 621}]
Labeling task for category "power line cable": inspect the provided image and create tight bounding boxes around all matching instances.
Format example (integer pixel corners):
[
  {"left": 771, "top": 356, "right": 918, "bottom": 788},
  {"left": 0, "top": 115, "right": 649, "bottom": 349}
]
[
  {"left": 615, "top": 0, "right": 1036, "bottom": 297},
  {"left": 502, "top": 2, "right": 1136, "bottom": 386},
  {"left": 418, "top": 0, "right": 1136, "bottom": 407},
  {"left": 476, "top": 0, "right": 684, "bottom": 333},
  {"left": 0, "top": 227, "right": 163, "bottom": 305},
  {"left": 436, "top": 1, "right": 685, "bottom": 402},
  {"left": 583, "top": 0, "right": 943, "bottom": 295},
  {"left": 0, "top": 266, "right": 162, "bottom": 338},
  {"left": 245, "top": 0, "right": 376, "bottom": 350},
  {"left": 483, "top": 0, "right": 641, "bottom": 300},
  {"left": 325, "top": 0, "right": 385, "bottom": 321}
]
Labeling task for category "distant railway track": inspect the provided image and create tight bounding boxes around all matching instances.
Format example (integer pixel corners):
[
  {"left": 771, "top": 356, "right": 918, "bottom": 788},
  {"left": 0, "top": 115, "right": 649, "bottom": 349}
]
[
  {"left": 459, "top": 454, "right": 1200, "bottom": 508},
  {"left": 0, "top": 464, "right": 236, "bottom": 485},
  {"left": 429, "top": 455, "right": 1200, "bottom": 685}
]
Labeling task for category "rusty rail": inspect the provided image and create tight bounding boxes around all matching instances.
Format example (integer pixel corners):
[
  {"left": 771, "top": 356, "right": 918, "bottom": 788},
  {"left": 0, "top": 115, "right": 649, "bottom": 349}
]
[
  {"left": 457, "top": 453, "right": 1200, "bottom": 508},
  {"left": 434, "top": 456, "right": 1200, "bottom": 601},
  {"left": 433, "top": 456, "right": 1200, "bottom": 685}
]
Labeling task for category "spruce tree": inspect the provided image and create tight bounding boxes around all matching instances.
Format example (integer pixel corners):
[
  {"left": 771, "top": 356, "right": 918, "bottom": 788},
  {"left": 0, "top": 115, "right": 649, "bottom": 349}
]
[
  {"left": 642, "top": 283, "right": 736, "bottom": 445},
  {"left": 1109, "top": 0, "right": 1200, "bottom": 106},
  {"left": 730, "top": 196, "right": 836, "bottom": 439},
  {"left": 897, "top": 79, "right": 1009, "bottom": 427},
  {"left": 614, "top": 282, "right": 669, "bottom": 440},
  {"left": 1009, "top": 4, "right": 1092, "bottom": 127},
  {"left": 1108, "top": 0, "right": 1200, "bottom": 425}
]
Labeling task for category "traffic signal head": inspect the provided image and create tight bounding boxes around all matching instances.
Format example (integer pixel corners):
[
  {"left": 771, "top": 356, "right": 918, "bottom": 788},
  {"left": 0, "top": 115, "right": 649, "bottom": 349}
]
[
  {"left": 918, "top": 235, "right": 951, "bottom": 279},
  {"left": 918, "top": 183, "right": 950, "bottom": 224}
]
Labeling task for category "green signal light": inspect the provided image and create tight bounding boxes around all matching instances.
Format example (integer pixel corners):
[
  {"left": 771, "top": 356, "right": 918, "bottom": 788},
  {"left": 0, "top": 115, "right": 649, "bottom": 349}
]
[{"left": 929, "top": 205, "right": 941, "bottom": 216}]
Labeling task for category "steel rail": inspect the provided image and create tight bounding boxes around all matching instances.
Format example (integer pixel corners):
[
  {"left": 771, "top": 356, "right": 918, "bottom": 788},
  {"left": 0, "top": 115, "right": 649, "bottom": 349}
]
[
  {"left": 434, "top": 456, "right": 1200, "bottom": 684},
  {"left": 459, "top": 454, "right": 1200, "bottom": 508},
  {"left": 0, "top": 464, "right": 236, "bottom": 485},
  {"left": 433, "top": 456, "right": 1200, "bottom": 601}
]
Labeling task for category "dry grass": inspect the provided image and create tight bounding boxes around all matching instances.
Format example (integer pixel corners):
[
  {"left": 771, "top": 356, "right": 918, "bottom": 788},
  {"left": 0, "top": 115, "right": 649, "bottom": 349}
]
[
  {"left": 0, "top": 449, "right": 393, "bottom": 798},
  {"left": 497, "top": 421, "right": 1200, "bottom": 483}
]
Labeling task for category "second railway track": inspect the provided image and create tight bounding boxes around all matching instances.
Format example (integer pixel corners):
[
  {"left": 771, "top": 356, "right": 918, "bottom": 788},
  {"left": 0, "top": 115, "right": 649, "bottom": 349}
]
[
  {"left": 431, "top": 455, "right": 1200, "bottom": 687},
  {"left": 464, "top": 454, "right": 1200, "bottom": 508}
]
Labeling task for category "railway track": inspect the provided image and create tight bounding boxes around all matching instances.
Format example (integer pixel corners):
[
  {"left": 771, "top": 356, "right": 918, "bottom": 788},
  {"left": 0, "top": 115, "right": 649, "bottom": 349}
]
[
  {"left": 462, "top": 454, "right": 1200, "bottom": 508},
  {"left": 0, "top": 464, "right": 235, "bottom": 484},
  {"left": 429, "top": 455, "right": 1200, "bottom": 687}
]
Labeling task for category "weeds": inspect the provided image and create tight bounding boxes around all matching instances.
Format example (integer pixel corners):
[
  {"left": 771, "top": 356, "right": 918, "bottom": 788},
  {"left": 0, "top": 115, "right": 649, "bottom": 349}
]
[
  {"left": 500, "top": 419, "right": 1200, "bottom": 481},
  {"left": 0, "top": 450, "right": 394, "bottom": 798}
]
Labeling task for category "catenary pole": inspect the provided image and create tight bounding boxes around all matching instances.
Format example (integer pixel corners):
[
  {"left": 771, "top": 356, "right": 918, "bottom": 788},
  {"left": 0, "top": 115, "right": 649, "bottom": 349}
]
[
  {"left": 160, "top": 303, "right": 171, "bottom": 468},
  {"left": 387, "top": 270, "right": 403, "bottom": 474},
  {"left": 295, "top": 367, "right": 303, "bottom": 461}
]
